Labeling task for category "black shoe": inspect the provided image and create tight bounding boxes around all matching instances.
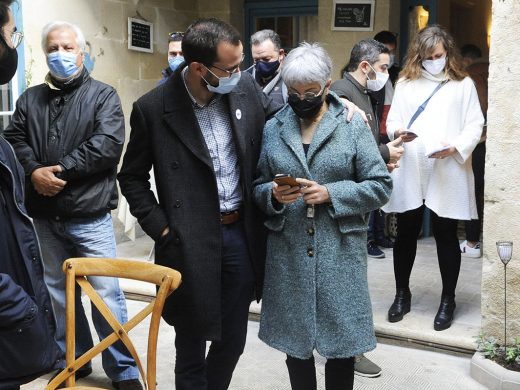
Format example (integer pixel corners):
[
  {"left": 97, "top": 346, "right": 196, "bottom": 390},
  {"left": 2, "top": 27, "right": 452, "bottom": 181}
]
[
  {"left": 112, "top": 379, "right": 143, "bottom": 390},
  {"left": 48, "top": 366, "right": 93, "bottom": 388},
  {"left": 367, "top": 241, "right": 385, "bottom": 258},
  {"left": 388, "top": 288, "right": 411, "bottom": 323},
  {"left": 375, "top": 237, "right": 394, "bottom": 248},
  {"left": 434, "top": 295, "right": 456, "bottom": 331}
]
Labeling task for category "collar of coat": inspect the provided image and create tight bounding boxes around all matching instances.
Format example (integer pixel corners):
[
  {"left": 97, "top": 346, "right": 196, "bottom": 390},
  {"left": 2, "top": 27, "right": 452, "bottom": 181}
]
[
  {"left": 159, "top": 66, "right": 249, "bottom": 170},
  {"left": 271, "top": 91, "right": 347, "bottom": 166}
]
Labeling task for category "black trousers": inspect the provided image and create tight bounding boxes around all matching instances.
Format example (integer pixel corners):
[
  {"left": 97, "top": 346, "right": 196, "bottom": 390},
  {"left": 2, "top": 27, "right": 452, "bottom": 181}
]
[
  {"left": 393, "top": 206, "right": 461, "bottom": 297},
  {"left": 173, "top": 221, "right": 255, "bottom": 390},
  {"left": 464, "top": 142, "right": 486, "bottom": 242},
  {"left": 285, "top": 355, "right": 355, "bottom": 390}
]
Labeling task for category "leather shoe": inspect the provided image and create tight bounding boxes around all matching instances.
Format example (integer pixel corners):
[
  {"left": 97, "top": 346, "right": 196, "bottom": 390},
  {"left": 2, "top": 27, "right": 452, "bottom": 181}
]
[
  {"left": 112, "top": 379, "right": 143, "bottom": 390},
  {"left": 48, "top": 366, "right": 92, "bottom": 388},
  {"left": 434, "top": 295, "right": 456, "bottom": 331},
  {"left": 388, "top": 288, "right": 411, "bottom": 323}
]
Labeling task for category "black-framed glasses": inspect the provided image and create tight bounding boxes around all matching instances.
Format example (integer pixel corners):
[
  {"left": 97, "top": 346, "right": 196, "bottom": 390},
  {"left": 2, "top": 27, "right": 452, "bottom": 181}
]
[
  {"left": 204, "top": 53, "right": 245, "bottom": 78},
  {"left": 288, "top": 86, "right": 325, "bottom": 101},
  {"left": 169, "top": 31, "right": 184, "bottom": 40}
]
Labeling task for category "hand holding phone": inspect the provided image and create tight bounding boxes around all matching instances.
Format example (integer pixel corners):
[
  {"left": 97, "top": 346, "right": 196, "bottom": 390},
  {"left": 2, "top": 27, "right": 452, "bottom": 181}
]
[{"left": 274, "top": 174, "right": 300, "bottom": 187}]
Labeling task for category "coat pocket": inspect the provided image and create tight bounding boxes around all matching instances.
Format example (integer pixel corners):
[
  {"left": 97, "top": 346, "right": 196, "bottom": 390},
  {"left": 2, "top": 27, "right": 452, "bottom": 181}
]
[
  {"left": 264, "top": 215, "right": 286, "bottom": 232},
  {"left": 0, "top": 280, "right": 57, "bottom": 380},
  {"left": 336, "top": 214, "right": 369, "bottom": 234}
]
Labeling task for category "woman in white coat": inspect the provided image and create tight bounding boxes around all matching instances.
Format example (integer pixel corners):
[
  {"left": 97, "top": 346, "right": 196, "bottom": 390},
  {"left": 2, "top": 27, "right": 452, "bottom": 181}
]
[{"left": 382, "top": 25, "right": 484, "bottom": 331}]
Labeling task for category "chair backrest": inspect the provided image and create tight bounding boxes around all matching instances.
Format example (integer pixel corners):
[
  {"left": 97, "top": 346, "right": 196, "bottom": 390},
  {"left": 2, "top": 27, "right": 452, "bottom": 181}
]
[{"left": 45, "top": 258, "right": 181, "bottom": 390}]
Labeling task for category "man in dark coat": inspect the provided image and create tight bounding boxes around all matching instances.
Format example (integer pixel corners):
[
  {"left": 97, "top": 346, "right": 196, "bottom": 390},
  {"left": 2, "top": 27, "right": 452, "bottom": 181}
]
[
  {"left": 118, "top": 18, "right": 281, "bottom": 390},
  {"left": 0, "top": 2, "right": 61, "bottom": 389},
  {"left": 4, "top": 21, "right": 141, "bottom": 390}
]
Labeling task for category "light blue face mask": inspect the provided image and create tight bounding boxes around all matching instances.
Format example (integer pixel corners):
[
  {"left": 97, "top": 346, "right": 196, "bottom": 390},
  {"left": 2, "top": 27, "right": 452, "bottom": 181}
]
[
  {"left": 169, "top": 56, "right": 185, "bottom": 72},
  {"left": 47, "top": 51, "right": 80, "bottom": 79},
  {"left": 202, "top": 66, "right": 241, "bottom": 94}
]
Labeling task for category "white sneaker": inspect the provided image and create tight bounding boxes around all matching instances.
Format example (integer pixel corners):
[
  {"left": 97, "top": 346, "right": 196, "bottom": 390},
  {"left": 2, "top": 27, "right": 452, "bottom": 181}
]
[{"left": 460, "top": 240, "right": 482, "bottom": 258}]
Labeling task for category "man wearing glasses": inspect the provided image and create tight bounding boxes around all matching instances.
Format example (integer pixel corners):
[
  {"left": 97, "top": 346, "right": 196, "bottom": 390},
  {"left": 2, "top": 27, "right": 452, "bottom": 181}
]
[
  {"left": 0, "top": 2, "right": 61, "bottom": 390},
  {"left": 158, "top": 31, "right": 184, "bottom": 86},
  {"left": 118, "top": 18, "right": 281, "bottom": 390}
]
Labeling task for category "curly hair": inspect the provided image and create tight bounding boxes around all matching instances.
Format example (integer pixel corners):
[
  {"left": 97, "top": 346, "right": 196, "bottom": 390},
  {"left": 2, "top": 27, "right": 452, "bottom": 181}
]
[{"left": 400, "top": 25, "right": 467, "bottom": 81}]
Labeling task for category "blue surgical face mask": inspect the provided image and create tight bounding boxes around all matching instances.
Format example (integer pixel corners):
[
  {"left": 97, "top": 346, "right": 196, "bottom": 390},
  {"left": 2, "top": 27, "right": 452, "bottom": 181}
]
[
  {"left": 202, "top": 66, "right": 241, "bottom": 94},
  {"left": 47, "top": 51, "right": 81, "bottom": 79},
  {"left": 168, "top": 56, "right": 184, "bottom": 72}
]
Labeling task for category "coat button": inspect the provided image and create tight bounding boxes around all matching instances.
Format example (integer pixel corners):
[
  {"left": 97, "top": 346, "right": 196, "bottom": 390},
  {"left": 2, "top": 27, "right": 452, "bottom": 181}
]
[
  {"left": 174, "top": 237, "right": 181, "bottom": 245},
  {"left": 307, "top": 248, "right": 314, "bottom": 257},
  {"left": 55, "top": 216, "right": 60, "bottom": 221},
  {"left": 174, "top": 200, "right": 182, "bottom": 208},
  {"left": 307, "top": 227, "right": 315, "bottom": 236},
  {"left": 32, "top": 256, "right": 37, "bottom": 261},
  {"left": 171, "top": 161, "right": 180, "bottom": 169}
]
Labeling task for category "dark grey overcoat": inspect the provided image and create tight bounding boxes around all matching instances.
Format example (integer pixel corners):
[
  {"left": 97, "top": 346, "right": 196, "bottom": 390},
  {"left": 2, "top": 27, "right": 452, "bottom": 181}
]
[
  {"left": 118, "top": 68, "right": 280, "bottom": 340},
  {"left": 253, "top": 93, "right": 392, "bottom": 359}
]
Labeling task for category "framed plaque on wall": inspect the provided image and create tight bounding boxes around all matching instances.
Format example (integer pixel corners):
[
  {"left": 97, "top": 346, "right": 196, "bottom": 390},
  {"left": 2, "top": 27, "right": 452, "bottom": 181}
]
[
  {"left": 128, "top": 17, "right": 154, "bottom": 53},
  {"left": 331, "top": 0, "right": 375, "bottom": 31}
]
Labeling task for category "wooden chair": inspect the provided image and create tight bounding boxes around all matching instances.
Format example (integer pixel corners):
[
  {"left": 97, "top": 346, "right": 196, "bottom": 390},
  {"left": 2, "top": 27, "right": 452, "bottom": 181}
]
[{"left": 45, "top": 258, "right": 181, "bottom": 390}]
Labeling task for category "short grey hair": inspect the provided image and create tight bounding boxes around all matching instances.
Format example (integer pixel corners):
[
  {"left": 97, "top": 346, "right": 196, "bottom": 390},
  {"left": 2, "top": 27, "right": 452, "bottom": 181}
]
[
  {"left": 346, "top": 39, "right": 388, "bottom": 72},
  {"left": 250, "top": 29, "right": 281, "bottom": 50},
  {"left": 41, "top": 21, "right": 86, "bottom": 54},
  {"left": 281, "top": 42, "right": 332, "bottom": 89}
]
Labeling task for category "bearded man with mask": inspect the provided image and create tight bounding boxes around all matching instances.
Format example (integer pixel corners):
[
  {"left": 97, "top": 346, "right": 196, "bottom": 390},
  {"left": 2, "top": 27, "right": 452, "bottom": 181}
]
[
  {"left": 118, "top": 18, "right": 282, "bottom": 390},
  {"left": 247, "top": 29, "right": 286, "bottom": 105},
  {"left": 0, "top": 3, "right": 62, "bottom": 389},
  {"left": 4, "top": 21, "right": 142, "bottom": 390}
]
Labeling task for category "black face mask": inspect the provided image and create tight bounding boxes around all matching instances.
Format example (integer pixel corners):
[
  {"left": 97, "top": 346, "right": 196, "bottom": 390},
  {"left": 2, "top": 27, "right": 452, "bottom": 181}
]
[
  {"left": 0, "top": 34, "right": 18, "bottom": 85},
  {"left": 288, "top": 94, "right": 325, "bottom": 119}
]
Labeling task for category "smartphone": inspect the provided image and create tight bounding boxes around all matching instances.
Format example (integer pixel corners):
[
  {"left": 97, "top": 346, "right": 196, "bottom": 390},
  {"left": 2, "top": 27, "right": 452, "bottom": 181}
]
[
  {"left": 274, "top": 174, "right": 300, "bottom": 187},
  {"left": 404, "top": 131, "right": 418, "bottom": 138}
]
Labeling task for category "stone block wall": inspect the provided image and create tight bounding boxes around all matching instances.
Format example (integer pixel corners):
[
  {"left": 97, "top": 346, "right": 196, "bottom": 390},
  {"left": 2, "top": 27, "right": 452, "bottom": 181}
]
[{"left": 481, "top": 0, "right": 520, "bottom": 343}]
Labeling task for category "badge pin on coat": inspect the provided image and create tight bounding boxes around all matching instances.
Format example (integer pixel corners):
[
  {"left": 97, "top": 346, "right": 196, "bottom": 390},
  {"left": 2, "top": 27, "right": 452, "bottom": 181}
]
[{"left": 236, "top": 109, "right": 242, "bottom": 120}]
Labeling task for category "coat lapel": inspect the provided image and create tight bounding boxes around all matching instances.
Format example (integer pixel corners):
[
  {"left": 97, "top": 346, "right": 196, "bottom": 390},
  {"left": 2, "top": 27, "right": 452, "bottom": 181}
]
[
  {"left": 306, "top": 109, "right": 340, "bottom": 164},
  {"left": 227, "top": 90, "right": 247, "bottom": 160},
  {"left": 161, "top": 71, "right": 213, "bottom": 169},
  {"left": 278, "top": 110, "right": 310, "bottom": 176}
]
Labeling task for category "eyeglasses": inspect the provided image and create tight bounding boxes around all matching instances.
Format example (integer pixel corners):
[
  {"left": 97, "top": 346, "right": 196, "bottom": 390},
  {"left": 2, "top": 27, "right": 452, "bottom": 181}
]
[
  {"left": 10, "top": 31, "right": 23, "bottom": 49},
  {"left": 169, "top": 31, "right": 184, "bottom": 40},
  {"left": 204, "top": 53, "right": 245, "bottom": 78},
  {"left": 288, "top": 86, "right": 325, "bottom": 101},
  {"left": 1, "top": 28, "right": 23, "bottom": 49}
]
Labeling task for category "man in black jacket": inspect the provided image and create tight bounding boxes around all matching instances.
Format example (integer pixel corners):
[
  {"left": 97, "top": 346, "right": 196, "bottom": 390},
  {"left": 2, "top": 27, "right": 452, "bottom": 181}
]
[
  {"left": 330, "top": 38, "right": 404, "bottom": 378},
  {"left": 118, "top": 18, "right": 281, "bottom": 390},
  {"left": 4, "top": 21, "right": 141, "bottom": 390},
  {"left": 0, "top": 4, "right": 61, "bottom": 388}
]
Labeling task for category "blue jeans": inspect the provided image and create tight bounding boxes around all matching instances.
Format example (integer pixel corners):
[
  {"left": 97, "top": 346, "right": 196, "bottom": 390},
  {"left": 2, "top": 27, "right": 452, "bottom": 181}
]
[{"left": 33, "top": 213, "right": 138, "bottom": 382}]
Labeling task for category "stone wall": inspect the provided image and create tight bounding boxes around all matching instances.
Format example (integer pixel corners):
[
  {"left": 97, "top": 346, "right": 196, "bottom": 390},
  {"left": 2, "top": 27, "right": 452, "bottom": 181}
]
[
  {"left": 317, "top": 0, "right": 396, "bottom": 81},
  {"left": 481, "top": 0, "right": 520, "bottom": 343}
]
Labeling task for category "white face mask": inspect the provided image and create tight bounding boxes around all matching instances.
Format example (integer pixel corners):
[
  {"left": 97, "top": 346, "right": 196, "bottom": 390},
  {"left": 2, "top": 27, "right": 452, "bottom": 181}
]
[
  {"left": 202, "top": 65, "right": 241, "bottom": 94},
  {"left": 365, "top": 63, "right": 389, "bottom": 91},
  {"left": 423, "top": 56, "right": 446, "bottom": 75},
  {"left": 388, "top": 54, "right": 396, "bottom": 69}
]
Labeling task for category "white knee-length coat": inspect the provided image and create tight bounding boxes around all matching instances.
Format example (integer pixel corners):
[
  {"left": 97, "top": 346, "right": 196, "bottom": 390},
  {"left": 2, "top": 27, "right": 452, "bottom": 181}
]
[
  {"left": 253, "top": 93, "right": 392, "bottom": 359},
  {"left": 382, "top": 70, "right": 484, "bottom": 220}
]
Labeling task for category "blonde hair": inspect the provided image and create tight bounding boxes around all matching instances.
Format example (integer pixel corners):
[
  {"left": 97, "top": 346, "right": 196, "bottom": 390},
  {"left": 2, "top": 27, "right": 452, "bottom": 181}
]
[{"left": 400, "top": 25, "right": 467, "bottom": 81}]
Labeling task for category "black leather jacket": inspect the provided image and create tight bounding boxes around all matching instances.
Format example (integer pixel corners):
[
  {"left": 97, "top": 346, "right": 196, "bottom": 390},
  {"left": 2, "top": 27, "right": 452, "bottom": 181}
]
[{"left": 4, "top": 70, "right": 125, "bottom": 219}]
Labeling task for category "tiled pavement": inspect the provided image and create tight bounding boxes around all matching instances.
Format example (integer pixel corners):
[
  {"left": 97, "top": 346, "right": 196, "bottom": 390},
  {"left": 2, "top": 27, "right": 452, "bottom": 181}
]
[{"left": 22, "top": 235, "right": 486, "bottom": 389}]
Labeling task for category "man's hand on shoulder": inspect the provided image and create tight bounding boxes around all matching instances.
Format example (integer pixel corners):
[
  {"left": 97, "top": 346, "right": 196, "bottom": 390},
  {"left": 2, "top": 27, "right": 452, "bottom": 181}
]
[
  {"left": 339, "top": 98, "right": 368, "bottom": 124},
  {"left": 31, "top": 165, "right": 67, "bottom": 197}
]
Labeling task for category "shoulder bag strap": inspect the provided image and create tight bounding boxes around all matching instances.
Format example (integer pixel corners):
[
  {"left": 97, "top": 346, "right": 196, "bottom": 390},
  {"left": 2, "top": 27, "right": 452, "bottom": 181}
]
[{"left": 407, "top": 80, "right": 449, "bottom": 129}]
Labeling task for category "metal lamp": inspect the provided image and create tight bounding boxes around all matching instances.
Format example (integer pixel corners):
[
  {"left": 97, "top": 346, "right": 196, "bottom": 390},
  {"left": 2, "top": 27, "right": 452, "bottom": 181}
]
[{"left": 496, "top": 241, "right": 513, "bottom": 346}]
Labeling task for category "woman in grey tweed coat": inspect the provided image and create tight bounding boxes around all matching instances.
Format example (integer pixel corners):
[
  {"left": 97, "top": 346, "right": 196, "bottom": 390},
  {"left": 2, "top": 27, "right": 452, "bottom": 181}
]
[{"left": 253, "top": 43, "right": 392, "bottom": 390}]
